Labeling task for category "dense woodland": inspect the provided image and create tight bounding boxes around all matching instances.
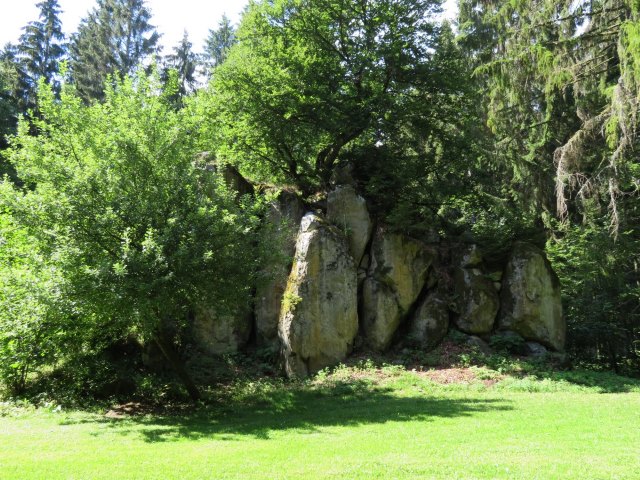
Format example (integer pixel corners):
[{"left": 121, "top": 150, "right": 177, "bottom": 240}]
[{"left": 0, "top": 0, "right": 639, "bottom": 401}]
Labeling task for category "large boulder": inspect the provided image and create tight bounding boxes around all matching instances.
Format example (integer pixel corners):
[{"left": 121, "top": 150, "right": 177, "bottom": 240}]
[
  {"left": 254, "top": 191, "right": 305, "bottom": 347},
  {"left": 278, "top": 213, "right": 359, "bottom": 377},
  {"left": 407, "top": 292, "right": 449, "bottom": 349},
  {"left": 361, "top": 279, "right": 402, "bottom": 351},
  {"left": 452, "top": 267, "right": 500, "bottom": 335},
  {"left": 361, "top": 230, "right": 434, "bottom": 351},
  {"left": 192, "top": 306, "right": 252, "bottom": 355},
  {"left": 498, "top": 242, "right": 565, "bottom": 351},
  {"left": 326, "top": 185, "right": 373, "bottom": 265}
]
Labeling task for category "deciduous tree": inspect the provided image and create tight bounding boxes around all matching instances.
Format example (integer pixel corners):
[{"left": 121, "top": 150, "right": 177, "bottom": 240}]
[
  {"left": 2, "top": 72, "right": 262, "bottom": 399},
  {"left": 204, "top": 0, "right": 444, "bottom": 192}
]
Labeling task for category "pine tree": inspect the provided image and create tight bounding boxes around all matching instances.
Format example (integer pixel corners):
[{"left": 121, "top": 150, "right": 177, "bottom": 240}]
[
  {"left": 0, "top": 45, "right": 28, "bottom": 145},
  {"left": 17, "top": 0, "right": 66, "bottom": 103},
  {"left": 203, "top": 14, "right": 235, "bottom": 76},
  {"left": 165, "top": 31, "right": 198, "bottom": 97},
  {"left": 70, "top": 0, "right": 160, "bottom": 102}
]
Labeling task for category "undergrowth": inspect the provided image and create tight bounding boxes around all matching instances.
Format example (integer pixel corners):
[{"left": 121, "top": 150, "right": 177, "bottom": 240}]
[{"left": 2, "top": 335, "right": 640, "bottom": 414}]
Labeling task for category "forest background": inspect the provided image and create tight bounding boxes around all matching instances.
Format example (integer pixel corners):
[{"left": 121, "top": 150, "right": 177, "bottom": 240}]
[{"left": 0, "top": 0, "right": 638, "bottom": 400}]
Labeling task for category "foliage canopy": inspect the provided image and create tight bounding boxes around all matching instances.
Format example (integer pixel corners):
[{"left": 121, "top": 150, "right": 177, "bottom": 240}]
[
  {"left": 0, "top": 72, "right": 262, "bottom": 397},
  {"left": 204, "top": 0, "right": 445, "bottom": 192}
]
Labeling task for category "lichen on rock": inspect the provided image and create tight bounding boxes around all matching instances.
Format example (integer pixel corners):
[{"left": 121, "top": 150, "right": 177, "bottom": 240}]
[
  {"left": 278, "top": 213, "right": 359, "bottom": 377},
  {"left": 408, "top": 291, "right": 450, "bottom": 349},
  {"left": 361, "top": 229, "right": 434, "bottom": 351},
  {"left": 452, "top": 267, "right": 500, "bottom": 335},
  {"left": 498, "top": 242, "right": 565, "bottom": 351},
  {"left": 326, "top": 185, "right": 373, "bottom": 265}
]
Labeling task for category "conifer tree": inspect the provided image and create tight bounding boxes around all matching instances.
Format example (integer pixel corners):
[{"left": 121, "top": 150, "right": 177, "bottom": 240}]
[
  {"left": 203, "top": 14, "right": 236, "bottom": 75},
  {"left": 0, "top": 45, "right": 28, "bottom": 150},
  {"left": 17, "top": 0, "right": 66, "bottom": 103},
  {"left": 165, "top": 31, "right": 198, "bottom": 97},
  {"left": 70, "top": 0, "right": 160, "bottom": 102},
  {"left": 1, "top": 55, "right": 19, "bottom": 180},
  {"left": 459, "top": 0, "right": 640, "bottom": 230},
  {"left": 0, "top": 0, "right": 66, "bottom": 140}
]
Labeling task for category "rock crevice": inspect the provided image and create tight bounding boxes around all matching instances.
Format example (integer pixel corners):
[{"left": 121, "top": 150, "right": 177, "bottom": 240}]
[{"left": 190, "top": 169, "right": 566, "bottom": 376}]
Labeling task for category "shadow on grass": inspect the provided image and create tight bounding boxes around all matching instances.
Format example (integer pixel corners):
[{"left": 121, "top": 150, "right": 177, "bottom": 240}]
[
  {"left": 537, "top": 369, "right": 640, "bottom": 393},
  {"left": 63, "top": 379, "right": 513, "bottom": 442}
]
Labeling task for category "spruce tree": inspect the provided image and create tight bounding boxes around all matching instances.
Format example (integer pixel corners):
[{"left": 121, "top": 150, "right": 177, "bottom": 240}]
[
  {"left": 459, "top": 0, "right": 640, "bottom": 229},
  {"left": 0, "top": 45, "right": 28, "bottom": 148},
  {"left": 165, "top": 31, "right": 198, "bottom": 97},
  {"left": 203, "top": 14, "right": 235, "bottom": 76},
  {"left": 17, "top": 0, "right": 66, "bottom": 103},
  {"left": 70, "top": 0, "right": 160, "bottom": 102}
]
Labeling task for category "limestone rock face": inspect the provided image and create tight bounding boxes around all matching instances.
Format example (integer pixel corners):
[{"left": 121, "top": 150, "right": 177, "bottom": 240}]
[
  {"left": 192, "top": 306, "right": 252, "bottom": 355},
  {"left": 408, "top": 292, "right": 449, "bottom": 349},
  {"left": 499, "top": 242, "right": 565, "bottom": 351},
  {"left": 254, "top": 191, "right": 305, "bottom": 347},
  {"left": 278, "top": 213, "right": 358, "bottom": 377},
  {"left": 452, "top": 267, "right": 500, "bottom": 335},
  {"left": 327, "top": 185, "right": 373, "bottom": 265},
  {"left": 362, "top": 230, "right": 434, "bottom": 351}
]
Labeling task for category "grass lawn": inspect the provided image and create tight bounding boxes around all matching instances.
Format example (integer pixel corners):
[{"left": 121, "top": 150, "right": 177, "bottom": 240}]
[{"left": 1, "top": 365, "right": 639, "bottom": 480}]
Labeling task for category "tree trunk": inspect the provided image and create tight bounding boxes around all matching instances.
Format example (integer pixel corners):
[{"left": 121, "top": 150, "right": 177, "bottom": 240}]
[{"left": 153, "top": 334, "right": 201, "bottom": 402}]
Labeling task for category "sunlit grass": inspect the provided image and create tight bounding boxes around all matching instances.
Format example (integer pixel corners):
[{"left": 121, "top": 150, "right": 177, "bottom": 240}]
[{"left": 1, "top": 365, "right": 639, "bottom": 479}]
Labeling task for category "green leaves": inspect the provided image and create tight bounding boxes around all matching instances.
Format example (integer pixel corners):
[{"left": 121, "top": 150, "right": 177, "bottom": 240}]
[
  {"left": 462, "top": 0, "right": 640, "bottom": 231},
  {"left": 0, "top": 210, "right": 66, "bottom": 395},
  {"left": 1, "top": 69, "right": 263, "bottom": 394},
  {"left": 202, "top": 0, "right": 444, "bottom": 191}
]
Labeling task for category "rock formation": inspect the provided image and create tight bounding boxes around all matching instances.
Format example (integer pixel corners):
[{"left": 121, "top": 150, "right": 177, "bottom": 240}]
[
  {"left": 254, "top": 190, "right": 305, "bottom": 347},
  {"left": 278, "top": 213, "right": 359, "bottom": 377},
  {"left": 361, "top": 229, "right": 434, "bottom": 351},
  {"left": 326, "top": 185, "right": 373, "bottom": 265},
  {"left": 188, "top": 161, "right": 567, "bottom": 372},
  {"left": 407, "top": 292, "right": 450, "bottom": 349},
  {"left": 499, "top": 242, "right": 565, "bottom": 351},
  {"left": 458, "top": 244, "right": 483, "bottom": 268},
  {"left": 452, "top": 267, "right": 500, "bottom": 335}
]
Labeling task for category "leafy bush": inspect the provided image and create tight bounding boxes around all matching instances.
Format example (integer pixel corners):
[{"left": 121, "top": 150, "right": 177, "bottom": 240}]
[
  {"left": 0, "top": 213, "right": 71, "bottom": 395},
  {"left": 0, "top": 71, "right": 265, "bottom": 399},
  {"left": 489, "top": 332, "right": 526, "bottom": 355}
]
